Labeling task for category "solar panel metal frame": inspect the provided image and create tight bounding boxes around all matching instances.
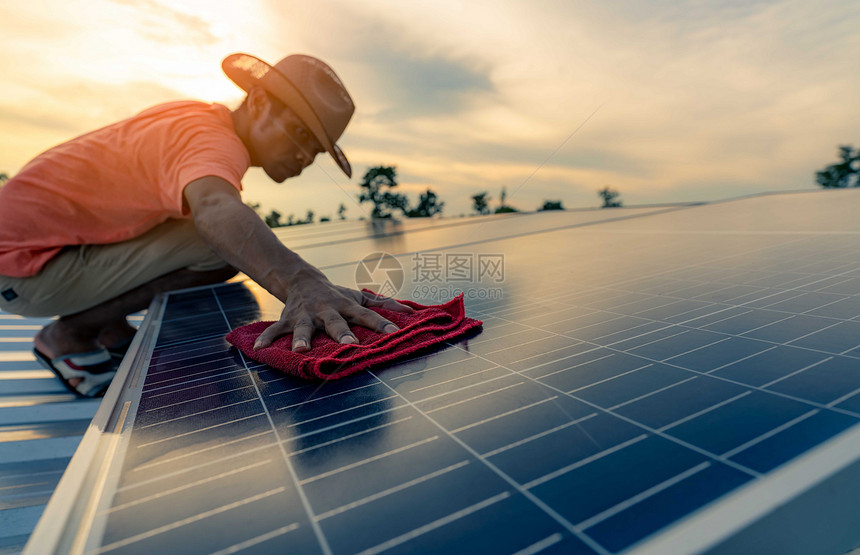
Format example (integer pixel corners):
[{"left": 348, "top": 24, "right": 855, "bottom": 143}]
[{"left": 23, "top": 193, "right": 860, "bottom": 554}]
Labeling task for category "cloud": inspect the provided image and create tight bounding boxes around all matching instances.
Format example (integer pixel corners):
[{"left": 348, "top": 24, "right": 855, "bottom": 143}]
[
  {"left": 110, "top": 0, "right": 220, "bottom": 46},
  {"left": 2, "top": 0, "right": 859, "bottom": 216},
  {"left": 340, "top": 0, "right": 858, "bottom": 202},
  {"left": 361, "top": 51, "right": 494, "bottom": 121}
]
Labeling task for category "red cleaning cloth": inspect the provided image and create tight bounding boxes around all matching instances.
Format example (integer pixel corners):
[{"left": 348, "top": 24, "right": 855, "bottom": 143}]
[{"left": 225, "top": 294, "right": 483, "bottom": 380}]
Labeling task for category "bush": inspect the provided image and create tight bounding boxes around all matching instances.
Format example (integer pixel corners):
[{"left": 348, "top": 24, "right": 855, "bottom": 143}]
[{"left": 539, "top": 200, "right": 564, "bottom": 211}]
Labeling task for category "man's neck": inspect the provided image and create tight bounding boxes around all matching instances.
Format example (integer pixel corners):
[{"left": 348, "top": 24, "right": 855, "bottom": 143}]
[{"left": 230, "top": 106, "right": 258, "bottom": 166}]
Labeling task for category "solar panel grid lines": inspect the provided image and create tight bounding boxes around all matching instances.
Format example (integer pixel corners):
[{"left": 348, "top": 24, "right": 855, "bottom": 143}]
[
  {"left": 471, "top": 294, "right": 860, "bottom": 423},
  {"left": 380, "top": 332, "right": 796, "bottom": 548},
  {"left": 96, "top": 486, "right": 293, "bottom": 554},
  {"left": 25, "top": 192, "right": 860, "bottom": 554},
  {"left": 212, "top": 291, "right": 337, "bottom": 555},
  {"left": 119, "top": 431, "right": 276, "bottom": 485},
  {"left": 77, "top": 284, "right": 592, "bottom": 552},
  {"left": 287, "top": 415, "right": 417, "bottom": 458},
  {"left": 448, "top": 335, "right": 779, "bottom": 471},
  {"left": 554, "top": 268, "right": 860, "bottom": 326},
  {"left": 555, "top": 236, "right": 854, "bottom": 298},
  {"left": 464, "top": 270, "right": 860, "bottom": 396},
  {"left": 496, "top": 279, "right": 860, "bottom": 364},
  {"left": 437, "top": 338, "right": 842, "bottom": 547},
  {"left": 363, "top": 369, "right": 612, "bottom": 555}
]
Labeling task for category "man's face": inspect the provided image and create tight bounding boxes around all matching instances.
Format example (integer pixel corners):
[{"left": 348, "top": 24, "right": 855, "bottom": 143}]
[{"left": 255, "top": 101, "right": 325, "bottom": 183}]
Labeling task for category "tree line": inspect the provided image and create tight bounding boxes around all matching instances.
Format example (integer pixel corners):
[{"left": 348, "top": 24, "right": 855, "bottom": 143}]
[{"left": 6, "top": 144, "right": 853, "bottom": 229}]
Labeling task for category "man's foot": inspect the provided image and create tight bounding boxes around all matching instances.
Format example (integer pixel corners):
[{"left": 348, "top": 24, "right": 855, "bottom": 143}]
[
  {"left": 34, "top": 321, "right": 104, "bottom": 390},
  {"left": 97, "top": 319, "right": 138, "bottom": 363},
  {"left": 97, "top": 319, "right": 138, "bottom": 351},
  {"left": 33, "top": 348, "right": 115, "bottom": 397}
]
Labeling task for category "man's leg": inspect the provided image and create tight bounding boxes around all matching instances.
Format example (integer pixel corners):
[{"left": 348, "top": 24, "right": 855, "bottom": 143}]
[
  {"left": 34, "top": 266, "right": 237, "bottom": 387},
  {"left": 0, "top": 219, "right": 237, "bottom": 393}
]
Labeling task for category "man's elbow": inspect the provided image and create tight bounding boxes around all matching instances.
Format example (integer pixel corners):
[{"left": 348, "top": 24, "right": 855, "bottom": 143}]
[{"left": 185, "top": 178, "right": 242, "bottom": 223}]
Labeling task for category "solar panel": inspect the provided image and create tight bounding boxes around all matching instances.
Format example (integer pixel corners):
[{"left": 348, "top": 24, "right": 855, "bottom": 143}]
[{"left": 25, "top": 191, "right": 860, "bottom": 554}]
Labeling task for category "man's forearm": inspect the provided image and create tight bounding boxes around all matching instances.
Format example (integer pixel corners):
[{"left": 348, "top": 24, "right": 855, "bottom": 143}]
[
  {"left": 192, "top": 197, "right": 320, "bottom": 302},
  {"left": 183, "top": 177, "right": 412, "bottom": 349}
]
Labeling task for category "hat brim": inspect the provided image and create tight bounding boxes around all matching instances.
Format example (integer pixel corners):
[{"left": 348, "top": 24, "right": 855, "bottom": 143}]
[{"left": 222, "top": 53, "right": 352, "bottom": 178}]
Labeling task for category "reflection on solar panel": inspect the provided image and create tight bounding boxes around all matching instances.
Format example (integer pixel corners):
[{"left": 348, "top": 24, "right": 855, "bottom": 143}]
[{"left": 25, "top": 191, "right": 860, "bottom": 554}]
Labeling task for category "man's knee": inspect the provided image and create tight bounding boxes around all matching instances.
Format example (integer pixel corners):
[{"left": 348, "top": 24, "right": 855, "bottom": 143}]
[
  {"left": 191, "top": 265, "right": 239, "bottom": 281},
  {"left": 178, "top": 265, "right": 240, "bottom": 288}
]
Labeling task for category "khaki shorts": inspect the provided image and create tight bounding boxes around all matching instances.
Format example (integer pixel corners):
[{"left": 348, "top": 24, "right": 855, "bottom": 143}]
[{"left": 0, "top": 219, "right": 228, "bottom": 317}]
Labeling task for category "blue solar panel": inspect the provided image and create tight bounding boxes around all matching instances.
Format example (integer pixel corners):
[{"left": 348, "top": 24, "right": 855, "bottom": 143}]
[{"left": 24, "top": 192, "right": 860, "bottom": 554}]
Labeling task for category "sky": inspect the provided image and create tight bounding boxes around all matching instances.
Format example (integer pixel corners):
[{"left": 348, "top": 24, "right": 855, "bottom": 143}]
[{"left": 1, "top": 0, "right": 858, "bottom": 219}]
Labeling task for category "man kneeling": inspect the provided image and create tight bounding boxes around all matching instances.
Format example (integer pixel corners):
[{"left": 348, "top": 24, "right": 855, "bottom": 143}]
[{"left": 0, "top": 52, "right": 411, "bottom": 397}]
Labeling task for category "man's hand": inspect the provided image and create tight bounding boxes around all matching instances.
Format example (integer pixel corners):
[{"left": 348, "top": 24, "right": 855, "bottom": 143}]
[
  {"left": 253, "top": 268, "right": 413, "bottom": 351},
  {"left": 184, "top": 176, "right": 414, "bottom": 351}
]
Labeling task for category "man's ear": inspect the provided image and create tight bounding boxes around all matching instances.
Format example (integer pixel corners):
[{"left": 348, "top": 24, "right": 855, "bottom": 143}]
[{"left": 246, "top": 86, "right": 270, "bottom": 120}]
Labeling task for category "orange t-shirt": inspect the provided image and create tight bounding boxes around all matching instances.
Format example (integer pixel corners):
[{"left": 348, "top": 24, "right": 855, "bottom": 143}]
[{"left": 0, "top": 101, "right": 250, "bottom": 277}]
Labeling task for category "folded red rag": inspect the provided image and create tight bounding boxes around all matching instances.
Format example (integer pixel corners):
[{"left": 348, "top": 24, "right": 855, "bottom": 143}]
[{"left": 225, "top": 294, "right": 483, "bottom": 380}]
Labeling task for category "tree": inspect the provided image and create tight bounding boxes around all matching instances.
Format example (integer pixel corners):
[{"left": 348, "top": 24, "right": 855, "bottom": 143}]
[
  {"left": 495, "top": 186, "right": 519, "bottom": 213},
  {"left": 0, "top": 172, "right": 8, "bottom": 188},
  {"left": 598, "top": 186, "right": 622, "bottom": 208},
  {"left": 472, "top": 192, "right": 490, "bottom": 215},
  {"left": 304, "top": 209, "right": 315, "bottom": 224},
  {"left": 264, "top": 210, "right": 282, "bottom": 227},
  {"left": 406, "top": 188, "right": 444, "bottom": 217},
  {"left": 539, "top": 200, "right": 564, "bottom": 211},
  {"left": 337, "top": 203, "right": 347, "bottom": 220},
  {"left": 358, "top": 166, "right": 410, "bottom": 219},
  {"left": 816, "top": 145, "right": 859, "bottom": 188}
]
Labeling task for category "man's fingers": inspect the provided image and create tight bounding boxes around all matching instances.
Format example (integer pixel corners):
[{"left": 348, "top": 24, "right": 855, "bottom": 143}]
[
  {"left": 254, "top": 289, "right": 411, "bottom": 353},
  {"left": 320, "top": 311, "right": 358, "bottom": 345},
  {"left": 360, "top": 291, "right": 414, "bottom": 314},
  {"left": 254, "top": 321, "right": 290, "bottom": 350},
  {"left": 347, "top": 306, "right": 400, "bottom": 334},
  {"left": 291, "top": 321, "right": 315, "bottom": 352},
  {"left": 383, "top": 298, "right": 414, "bottom": 313}
]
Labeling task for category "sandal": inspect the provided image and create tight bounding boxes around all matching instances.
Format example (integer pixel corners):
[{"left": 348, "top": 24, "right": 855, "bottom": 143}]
[{"left": 33, "top": 348, "right": 116, "bottom": 398}]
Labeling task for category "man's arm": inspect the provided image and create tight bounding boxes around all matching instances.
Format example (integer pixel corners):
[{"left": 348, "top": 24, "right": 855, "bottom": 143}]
[{"left": 184, "top": 176, "right": 412, "bottom": 351}]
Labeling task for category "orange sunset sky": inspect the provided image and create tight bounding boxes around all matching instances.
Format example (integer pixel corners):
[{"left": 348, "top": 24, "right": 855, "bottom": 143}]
[{"left": 1, "top": 0, "right": 858, "bottom": 218}]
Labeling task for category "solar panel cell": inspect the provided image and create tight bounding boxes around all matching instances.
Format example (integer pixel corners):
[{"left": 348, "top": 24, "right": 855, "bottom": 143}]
[
  {"left": 739, "top": 314, "right": 836, "bottom": 343},
  {"left": 729, "top": 410, "right": 859, "bottom": 473},
  {"left": 666, "top": 337, "right": 771, "bottom": 372},
  {"left": 528, "top": 435, "right": 709, "bottom": 526},
  {"left": 628, "top": 329, "right": 726, "bottom": 361},
  {"left": 319, "top": 462, "right": 508, "bottom": 554},
  {"left": 663, "top": 390, "right": 816, "bottom": 455},
  {"left": 572, "top": 363, "right": 693, "bottom": 408},
  {"left": 789, "top": 320, "right": 860, "bottom": 354},
  {"left": 612, "top": 376, "right": 749, "bottom": 429},
  {"left": 487, "top": 412, "right": 645, "bottom": 486},
  {"left": 765, "top": 356, "right": 860, "bottom": 404},
  {"left": 585, "top": 462, "right": 752, "bottom": 553},
  {"left": 709, "top": 346, "right": 829, "bottom": 388}
]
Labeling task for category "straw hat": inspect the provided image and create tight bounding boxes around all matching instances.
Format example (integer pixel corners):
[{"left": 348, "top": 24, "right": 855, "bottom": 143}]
[{"left": 222, "top": 53, "right": 355, "bottom": 178}]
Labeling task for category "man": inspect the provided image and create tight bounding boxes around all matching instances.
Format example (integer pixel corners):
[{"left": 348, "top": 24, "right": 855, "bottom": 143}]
[{"left": 0, "top": 53, "right": 412, "bottom": 397}]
